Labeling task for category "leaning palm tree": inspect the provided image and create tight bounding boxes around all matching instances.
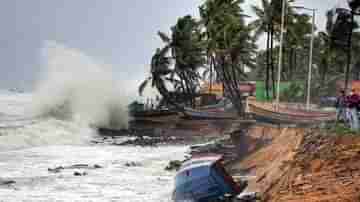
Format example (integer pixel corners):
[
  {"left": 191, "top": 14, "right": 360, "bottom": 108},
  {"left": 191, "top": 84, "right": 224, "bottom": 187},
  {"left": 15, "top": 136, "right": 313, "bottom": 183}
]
[
  {"left": 138, "top": 47, "right": 173, "bottom": 103},
  {"left": 160, "top": 15, "right": 206, "bottom": 107},
  {"left": 200, "top": 0, "right": 257, "bottom": 116},
  {"left": 139, "top": 15, "right": 205, "bottom": 108}
]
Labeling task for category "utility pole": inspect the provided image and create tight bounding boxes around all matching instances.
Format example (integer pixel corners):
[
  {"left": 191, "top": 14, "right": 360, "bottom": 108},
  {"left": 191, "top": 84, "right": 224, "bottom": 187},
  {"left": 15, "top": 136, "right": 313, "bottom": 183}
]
[
  {"left": 306, "top": 9, "right": 316, "bottom": 110},
  {"left": 345, "top": 11, "right": 354, "bottom": 93},
  {"left": 275, "top": 0, "right": 287, "bottom": 109}
]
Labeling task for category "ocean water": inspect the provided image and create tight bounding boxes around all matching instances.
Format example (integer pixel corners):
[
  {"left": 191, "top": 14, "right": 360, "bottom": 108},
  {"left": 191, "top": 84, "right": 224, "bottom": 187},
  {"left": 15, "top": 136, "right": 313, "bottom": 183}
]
[{"left": 0, "top": 90, "right": 187, "bottom": 202}]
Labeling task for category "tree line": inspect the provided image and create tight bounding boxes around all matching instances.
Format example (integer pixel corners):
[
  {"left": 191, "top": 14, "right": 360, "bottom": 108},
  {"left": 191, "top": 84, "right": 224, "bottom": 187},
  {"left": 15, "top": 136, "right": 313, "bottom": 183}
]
[{"left": 139, "top": 0, "right": 360, "bottom": 115}]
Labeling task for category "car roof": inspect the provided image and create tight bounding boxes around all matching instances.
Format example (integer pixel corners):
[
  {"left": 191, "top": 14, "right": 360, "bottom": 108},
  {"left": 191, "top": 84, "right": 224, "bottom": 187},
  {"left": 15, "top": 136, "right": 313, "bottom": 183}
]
[{"left": 178, "top": 155, "right": 222, "bottom": 173}]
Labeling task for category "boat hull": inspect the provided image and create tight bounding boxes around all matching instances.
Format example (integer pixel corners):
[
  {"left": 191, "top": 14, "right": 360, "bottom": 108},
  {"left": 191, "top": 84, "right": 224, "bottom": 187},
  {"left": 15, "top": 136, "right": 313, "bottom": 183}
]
[
  {"left": 181, "top": 108, "right": 237, "bottom": 120},
  {"left": 248, "top": 102, "right": 336, "bottom": 124}
]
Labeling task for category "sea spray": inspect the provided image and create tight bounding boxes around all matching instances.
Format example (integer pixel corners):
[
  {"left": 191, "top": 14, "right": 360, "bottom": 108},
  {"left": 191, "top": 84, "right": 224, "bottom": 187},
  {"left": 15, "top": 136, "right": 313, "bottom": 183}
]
[{"left": 31, "top": 41, "right": 133, "bottom": 129}]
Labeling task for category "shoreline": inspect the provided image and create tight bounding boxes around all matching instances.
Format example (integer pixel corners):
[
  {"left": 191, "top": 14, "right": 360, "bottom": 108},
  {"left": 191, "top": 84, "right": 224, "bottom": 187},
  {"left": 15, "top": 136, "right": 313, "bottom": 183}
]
[{"left": 96, "top": 118, "right": 360, "bottom": 202}]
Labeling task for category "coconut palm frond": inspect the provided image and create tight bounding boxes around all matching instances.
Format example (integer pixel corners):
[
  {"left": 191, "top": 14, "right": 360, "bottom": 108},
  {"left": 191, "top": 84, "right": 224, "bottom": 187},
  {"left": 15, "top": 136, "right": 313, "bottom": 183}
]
[
  {"left": 157, "top": 31, "right": 171, "bottom": 43},
  {"left": 138, "top": 77, "right": 151, "bottom": 96}
]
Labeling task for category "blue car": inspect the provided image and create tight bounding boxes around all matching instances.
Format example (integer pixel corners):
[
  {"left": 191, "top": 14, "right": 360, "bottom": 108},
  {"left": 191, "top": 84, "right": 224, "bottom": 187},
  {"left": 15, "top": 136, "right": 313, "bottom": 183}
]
[{"left": 172, "top": 155, "right": 247, "bottom": 202}]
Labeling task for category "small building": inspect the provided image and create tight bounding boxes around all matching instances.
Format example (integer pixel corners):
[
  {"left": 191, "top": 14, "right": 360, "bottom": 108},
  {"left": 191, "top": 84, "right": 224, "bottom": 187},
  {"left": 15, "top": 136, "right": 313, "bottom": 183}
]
[{"left": 200, "top": 82, "right": 256, "bottom": 98}]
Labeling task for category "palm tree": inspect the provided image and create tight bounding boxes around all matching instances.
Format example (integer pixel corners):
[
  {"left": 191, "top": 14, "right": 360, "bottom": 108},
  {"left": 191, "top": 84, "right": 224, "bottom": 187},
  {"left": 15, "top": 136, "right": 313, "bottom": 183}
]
[
  {"left": 285, "top": 13, "right": 313, "bottom": 80},
  {"left": 350, "top": 32, "right": 360, "bottom": 80},
  {"left": 139, "top": 15, "right": 205, "bottom": 108},
  {"left": 328, "top": 7, "right": 359, "bottom": 91},
  {"left": 138, "top": 47, "right": 173, "bottom": 103},
  {"left": 156, "top": 16, "right": 205, "bottom": 107},
  {"left": 251, "top": 0, "right": 295, "bottom": 99},
  {"left": 269, "top": 0, "right": 296, "bottom": 97},
  {"left": 250, "top": 0, "right": 272, "bottom": 99},
  {"left": 200, "top": 0, "right": 256, "bottom": 116},
  {"left": 167, "top": 15, "right": 206, "bottom": 107},
  {"left": 317, "top": 31, "right": 334, "bottom": 84},
  {"left": 348, "top": 0, "right": 360, "bottom": 12}
]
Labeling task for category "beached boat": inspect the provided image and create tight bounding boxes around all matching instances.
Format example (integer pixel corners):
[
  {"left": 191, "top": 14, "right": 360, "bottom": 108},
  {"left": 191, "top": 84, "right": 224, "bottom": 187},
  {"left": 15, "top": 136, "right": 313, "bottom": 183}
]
[
  {"left": 199, "top": 98, "right": 232, "bottom": 110},
  {"left": 181, "top": 107, "right": 237, "bottom": 120},
  {"left": 131, "top": 109, "right": 177, "bottom": 118},
  {"left": 172, "top": 155, "right": 247, "bottom": 202},
  {"left": 248, "top": 101, "right": 336, "bottom": 124}
]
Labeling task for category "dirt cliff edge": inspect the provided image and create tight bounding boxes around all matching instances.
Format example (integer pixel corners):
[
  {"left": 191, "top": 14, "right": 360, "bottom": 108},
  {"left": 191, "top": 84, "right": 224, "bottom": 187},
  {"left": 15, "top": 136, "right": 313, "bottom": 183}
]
[{"left": 229, "top": 125, "right": 360, "bottom": 202}]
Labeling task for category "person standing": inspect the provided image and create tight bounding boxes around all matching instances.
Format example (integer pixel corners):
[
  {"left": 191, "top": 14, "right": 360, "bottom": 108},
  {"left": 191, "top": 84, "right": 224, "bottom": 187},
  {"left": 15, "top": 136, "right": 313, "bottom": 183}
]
[
  {"left": 346, "top": 90, "right": 360, "bottom": 131},
  {"left": 336, "top": 90, "right": 347, "bottom": 121}
]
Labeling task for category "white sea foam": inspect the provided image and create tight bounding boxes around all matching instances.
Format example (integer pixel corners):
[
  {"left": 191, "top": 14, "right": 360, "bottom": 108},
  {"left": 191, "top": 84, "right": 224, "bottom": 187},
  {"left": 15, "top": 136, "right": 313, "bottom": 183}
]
[
  {"left": 0, "top": 145, "right": 187, "bottom": 201},
  {"left": 0, "top": 41, "right": 184, "bottom": 201},
  {"left": 31, "top": 41, "right": 133, "bottom": 129},
  {"left": 0, "top": 41, "right": 141, "bottom": 150}
]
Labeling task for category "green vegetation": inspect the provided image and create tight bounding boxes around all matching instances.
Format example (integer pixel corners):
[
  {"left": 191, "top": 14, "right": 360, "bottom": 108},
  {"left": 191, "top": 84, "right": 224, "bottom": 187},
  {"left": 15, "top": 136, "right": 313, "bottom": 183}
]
[
  {"left": 327, "top": 123, "right": 359, "bottom": 136},
  {"left": 255, "top": 81, "right": 292, "bottom": 101},
  {"left": 139, "top": 0, "right": 360, "bottom": 116},
  {"left": 199, "top": 0, "right": 256, "bottom": 115}
]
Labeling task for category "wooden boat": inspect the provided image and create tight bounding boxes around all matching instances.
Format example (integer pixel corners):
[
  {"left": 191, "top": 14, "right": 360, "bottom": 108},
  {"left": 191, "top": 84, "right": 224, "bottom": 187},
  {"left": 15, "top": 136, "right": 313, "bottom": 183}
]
[
  {"left": 96, "top": 127, "right": 131, "bottom": 137},
  {"left": 198, "top": 99, "right": 231, "bottom": 110},
  {"left": 181, "top": 107, "right": 237, "bottom": 120},
  {"left": 131, "top": 109, "right": 177, "bottom": 118},
  {"left": 130, "top": 109, "right": 179, "bottom": 126},
  {"left": 172, "top": 155, "right": 247, "bottom": 202},
  {"left": 248, "top": 101, "right": 336, "bottom": 124}
]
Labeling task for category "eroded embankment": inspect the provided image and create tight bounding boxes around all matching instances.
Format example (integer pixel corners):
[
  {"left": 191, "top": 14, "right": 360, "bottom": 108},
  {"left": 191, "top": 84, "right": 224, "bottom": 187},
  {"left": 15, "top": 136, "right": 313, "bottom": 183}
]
[
  {"left": 229, "top": 125, "right": 360, "bottom": 202},
  {"left": 229, "top": 126, "right": 305, "bottom": 193}
]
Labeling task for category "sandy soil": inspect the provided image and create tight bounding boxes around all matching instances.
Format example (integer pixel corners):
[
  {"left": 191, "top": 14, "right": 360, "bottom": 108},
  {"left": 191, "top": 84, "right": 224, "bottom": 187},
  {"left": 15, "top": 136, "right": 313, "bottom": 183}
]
[
  {"left": 264, "top": 131, "right": 360, "bottom": 202},
  {"left": 227, "top": 124, "right": 360, "bottom": 202}
]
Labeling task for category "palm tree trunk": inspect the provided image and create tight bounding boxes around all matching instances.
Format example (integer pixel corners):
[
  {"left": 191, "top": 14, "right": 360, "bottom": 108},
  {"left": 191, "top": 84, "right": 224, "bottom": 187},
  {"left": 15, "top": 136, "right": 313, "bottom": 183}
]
[
  {"left": 289, "top": 47, "right": 294, "bottom": 80},
  {"left": 210, "top": 58, "right": 213, "bottom": 93},
  {"left": 182, "top": 72, "right": 194, "bottom": 107},
  {"left": 270, "top": 23, "right": 276, "bottom": 99},
  {"left": 265, "top": 27, "right": 271, "bottom": 100},
  {"left": 321, "top": 58, "right": 327, "bottom": 85},
  {"left": 294, "top": 49, "right": 297, "bottom": 77},
  {"left": 216, "top": 56, "right": 243, "bottom": 115},
  {"left": 177, "top": 71, "right": 190, "bottom": 107},
  {"left": 155, "top": 76, "right": 190, "bottom": 113}
]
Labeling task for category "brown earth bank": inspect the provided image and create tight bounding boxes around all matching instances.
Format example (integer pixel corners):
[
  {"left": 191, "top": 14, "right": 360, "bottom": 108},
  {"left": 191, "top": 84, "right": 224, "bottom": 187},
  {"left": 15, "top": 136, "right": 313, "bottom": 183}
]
[{"left": 227, "top": 125, "right": 360, "bottom": 202}]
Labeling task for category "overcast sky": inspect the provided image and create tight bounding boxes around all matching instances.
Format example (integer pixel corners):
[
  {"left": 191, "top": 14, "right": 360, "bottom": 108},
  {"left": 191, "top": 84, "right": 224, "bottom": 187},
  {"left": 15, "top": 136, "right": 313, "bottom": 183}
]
[{"left": 1, "top": 0, "right": 346, "bottom": 90}]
